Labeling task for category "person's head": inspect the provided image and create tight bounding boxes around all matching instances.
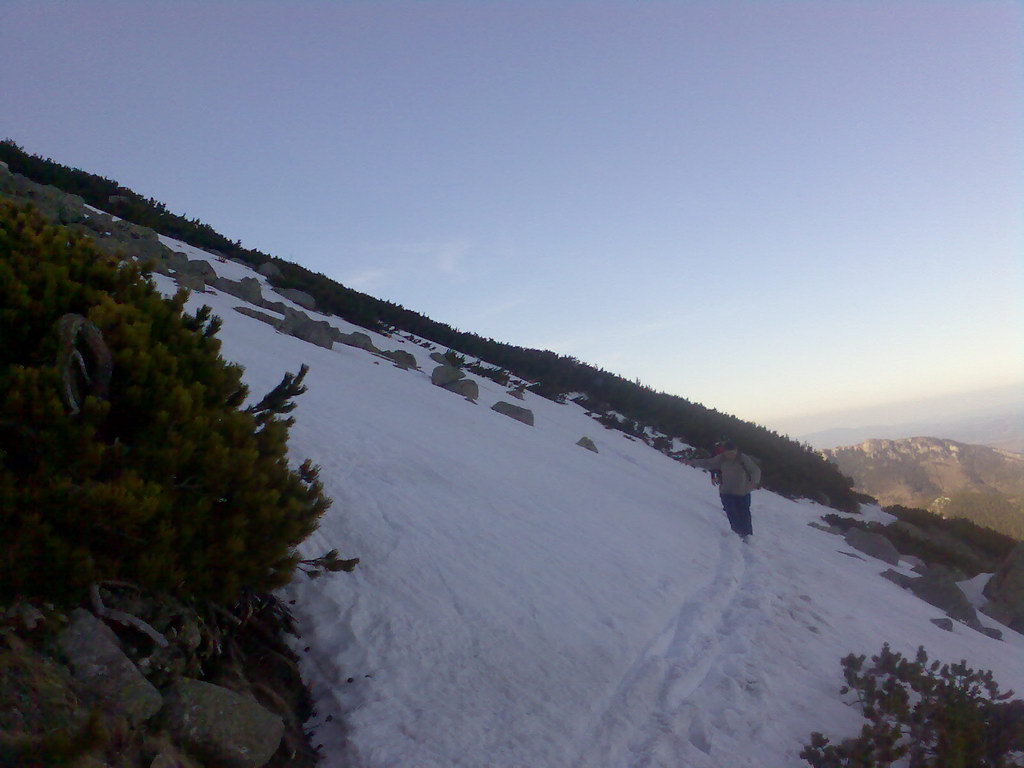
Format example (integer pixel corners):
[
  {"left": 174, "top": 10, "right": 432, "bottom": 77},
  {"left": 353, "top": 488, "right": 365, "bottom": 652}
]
[{"left": 722, "top": 440, "right": 738, "bottom": 457}]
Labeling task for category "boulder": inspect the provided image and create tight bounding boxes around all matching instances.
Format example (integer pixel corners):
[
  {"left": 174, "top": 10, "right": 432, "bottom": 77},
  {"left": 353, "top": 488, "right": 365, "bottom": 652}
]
[
  {"left": 906, "top": 572, "right": 979, "bottom": 627},
  {"left": 212, "top": 276, "right": 263, "bottom": 305},
  {"left": 431, "top": 365, "right": 464, "bottom": 388},
  {"left": 257, "top": 261, "right": 281, "bottom": 278},
  {"left": 576, "top": 436, "right": 599, "bottom": 453},
  {"left": 429, "top": 352, "right": 449, "bottom": 365},
  {"left": 880, "top": 569, "right": 914, "bottom": 589},
  {"left": 981, "top": 626, "right": 1003, "bottom": 641},
  {"left": 279, "top": 313, "right": 334, "bottom": 349},
  {"left": 807, "top": 521, "right": 842, "bottom": 535},
  {"left": 930, "top": 617, "right": 954, "bottom": 631},
  {"left": 339, "top": 331, "right": 380, "bottom": 354},
  {"left": 442, "top": 378, "right": 479, "bottom": 401},
  {"left": 981, "top": 542, "right": 1024, "bottom": 633},
  {"left": 162, "top": 679, "right": 284, "bottom": 768},
  {"left": 184, "top": 259, "right": 217, "bottom": 279},
  {"left": 506, "top": 388, "right": 526, "bottom": 401},
  {"left": 58, "top": 609, "right": 163, "bottom": 725},
  {"left": 381, "top": 349, "right": 419, "bottom": 370},
  {"left": 276, "top": 287, "right": 317, "bottom": 311},
  {"left": 174, "top": 273, "right": 206, "bottom": 293},
  {"left": 167, "top": 251, "right": 190, "bottom": 272},
  {"left": 491, "top": 401, "right": 534, "bottom": 426},
  {"left": 843, "top": 528, "right": 900, "bottom": 566},
  {"left": 233, "top": 306, "right": 282, "bottom": 327}
]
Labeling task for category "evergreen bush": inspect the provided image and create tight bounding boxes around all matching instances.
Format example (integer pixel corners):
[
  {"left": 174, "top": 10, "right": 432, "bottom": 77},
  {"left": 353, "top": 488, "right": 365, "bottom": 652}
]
[
  {"left": 802, "top": 644, "right": 1024, "bottom": 767},
  {"left": 0, "top": 201, "right": 332, "bottom": 603}
]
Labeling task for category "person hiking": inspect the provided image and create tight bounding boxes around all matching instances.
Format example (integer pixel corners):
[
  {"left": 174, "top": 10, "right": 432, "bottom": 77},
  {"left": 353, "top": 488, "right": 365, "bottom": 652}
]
[
  {"left": 709, "top": 439, "right": 726, "bottom": 487},
  {"left": 684, "top": 441, "right": 761, "bottom": 540}
]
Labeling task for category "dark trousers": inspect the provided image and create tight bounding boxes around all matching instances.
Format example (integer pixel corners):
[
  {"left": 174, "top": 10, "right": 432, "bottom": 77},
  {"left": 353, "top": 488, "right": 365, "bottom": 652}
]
[{"left": 720, "top": 493, "right": 753, "bottom": 537}]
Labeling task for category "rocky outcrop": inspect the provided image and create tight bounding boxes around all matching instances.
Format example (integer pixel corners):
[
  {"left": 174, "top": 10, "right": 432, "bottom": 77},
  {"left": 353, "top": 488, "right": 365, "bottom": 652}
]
[
  {"left": 275, "top": 288, "right": 317, "bottom": 311},
  {"left": 576, "top": 436, "right": 599, "bottom": 453},
  {"left": 58, "top": 609, "right": 163, "bottom": 725},
  {"left": 843, "top": 528, "right": 900, "bottom": 566},
  {"left": 174, "top": 272, "right": 206, "bottom": 292},
  {"left": 212, "top": 276, "right": 264, "bottom": 305},
  {"left": 981, "top": 543, "right": 1024, "bottom": 633},
  {"left": 491, "top": 401, "right": 534, "bottom": 426},
  {"left": 233, "top": 306, "right": 283, "bottom": 327},
  {"left": 278, "top": 311, "right": 334, "bottom": 350},
  {"left": 162, "top": 679, "right": 284, "bottom": 768}
]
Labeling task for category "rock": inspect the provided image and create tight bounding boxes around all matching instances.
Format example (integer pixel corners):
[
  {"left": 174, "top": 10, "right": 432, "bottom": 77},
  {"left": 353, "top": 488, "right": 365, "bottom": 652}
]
[
  {"left": 843, "top": 528, "right": 900, "bottom": 566},
  {"left": 507, "top": 388, "right": 526, "bottom": 400},
  {"left": 257, "top": 261, "right": 281, "bottom": 278},
  {"left": 184, "top": 259, "right": 217, "bottom": 279},
  {"left": 880, "top": 569, "right": 914, "bottom": 588},
  {"left": 167, "top": 251, "right": 190, "bottom": 272},
  {"left": 174, "top": 273, "right": 206, "bottom": 292},
  {"left": 279, "top": 313, "right": 334, "bottom": 349},
  {"left": 338, "top": 331, "right": 380, "bottom": 353},
  {"left": 276, "top": 288, "right": 317, "bottom": 311},
  {"left": 981, "top": 542, "right": 1024, "bottom": 633},
  {"left": 163, "top": 679, "right": 284, "bottom": 768},
  {"left": 429, "top": 352, "right": 449, "bottom": 365},
  {"left": 442, "top": 378, "right": 479, "bottom": 401},
  {"left": 58, "top": 201, "right": 86, "bottom": 225},
  {"left": 380, "top": 349, "right": 419, "bottom": 370},
  {"left": 212, "top": 276, "right": 263, "bottom": 305},
  {"left": 0, "top": 647, "right": 81, "bottom": 738},
  {"left": 576, "top": 436, "right": 599, "bottom": 453},
  {"left": 807, "top": 521, "right": 841, "bottom": 535},
  {"left": 981, "top": 626, "right": 1003, "bottom": 641},
  {"left": 58, "top": 609, "right": 163, "bottom": 725},
  {"left": 431, "top": 365, "right": 464, "bottom": 388},
  {"left": 900, "top": 555, "right": 925, "bottom": 570},
  {"left": 930, "top": 617, "right": 954, "bottom": 631},
  {"left": 491, "top": 401, "right": 535, "bottom": 426},
  {"left": 233, "top": 306, "right": 282, "bottom": 327},
  {"left": 906, "top": 572, "right": 979, "bottom": 627}
]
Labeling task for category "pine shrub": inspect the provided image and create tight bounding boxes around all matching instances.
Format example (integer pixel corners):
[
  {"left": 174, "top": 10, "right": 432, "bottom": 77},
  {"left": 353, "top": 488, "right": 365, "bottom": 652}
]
[
  {"left": 0, "top": 201, "right": 332, "bottom": 603},
  {"left": 802, "top": 644, "right": 1024, "bottom": 767}
]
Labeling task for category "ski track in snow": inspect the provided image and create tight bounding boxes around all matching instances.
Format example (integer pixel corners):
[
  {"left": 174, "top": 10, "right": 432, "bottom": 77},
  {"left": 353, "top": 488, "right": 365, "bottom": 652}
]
[{"left": 141, "top": 242, "right": 1024, "bottom": 768}]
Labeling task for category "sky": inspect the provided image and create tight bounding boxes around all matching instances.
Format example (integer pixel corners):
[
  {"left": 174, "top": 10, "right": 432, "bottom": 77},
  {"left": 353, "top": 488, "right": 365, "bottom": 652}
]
[{"left": 1, "top": 1, "right": 1021, "bottom": 436}]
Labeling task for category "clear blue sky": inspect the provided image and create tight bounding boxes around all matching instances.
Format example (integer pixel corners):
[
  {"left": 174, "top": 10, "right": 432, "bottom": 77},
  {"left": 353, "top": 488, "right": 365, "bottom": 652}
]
[{"left": 2, "top": 1, "right": 1021, "bottom": 435}]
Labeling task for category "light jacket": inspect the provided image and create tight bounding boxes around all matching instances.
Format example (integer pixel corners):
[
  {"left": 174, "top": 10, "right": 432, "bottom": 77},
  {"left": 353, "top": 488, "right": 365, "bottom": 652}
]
[{"left": 690, "top": 453, "right": 761, "bottom": 495}]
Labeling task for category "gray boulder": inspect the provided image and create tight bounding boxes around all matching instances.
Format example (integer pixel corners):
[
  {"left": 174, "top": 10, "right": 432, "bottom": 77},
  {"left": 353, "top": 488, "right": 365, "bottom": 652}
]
[
  {"left": 58, "top": 609, "right": 162, "bottom": 725},
  {"left": 429, "top": 352, "right": 449, "bottom": 365},
  {"left": 212, "top": 276, "right": 263, "bottom": 305},
  {"left": 167, "top": 251, "right": 190, "bottom": 272},
  {"left": 233, "top": 306, "right": 282, "bottom": 327},
  {"left": 576, "top": 436, "right": 599, "bottom": 453},
  {"left": 491, "top": 401, "right": 535, "bottom": 426},
  {"left": 279, "top": 313, "right": 334, "bottom": 349},
  {"left": 930, "top": 617, "right": 954, "bottom": 631},
  {"left": 442, "top": 378, "right": 479, "bottom": 401},
  {"left": 907, "top": 572, "right": 979, "bottom": 627},
  {"left": 431, "top": 364, "right": 464, "bottom": 388},
  {"left": 276, "top": 287, "right": 317, "bottom": 311},
  {"left": 184, "top": 258, "right": 217, "bottom": 279},
  {"left": 257, "top": 261, "right": 281, "bottom": 278},
  {"left": 981, "top": 542, "right": 1024, "bottom": 633},
  {"left": 338, "top": 331, "right": 381, "bottom": 354},
  {"left": 162, "top": 679, "right": 284, "bottom": 768},
  {"left": 844, "top": 528, "right": 900, "bottom": 566},
  {"left": 381, "top": 349, "right": 419, "bottom": 370},
  {"left": 174, "top": 273, "right": 206, "bottom": 293}
]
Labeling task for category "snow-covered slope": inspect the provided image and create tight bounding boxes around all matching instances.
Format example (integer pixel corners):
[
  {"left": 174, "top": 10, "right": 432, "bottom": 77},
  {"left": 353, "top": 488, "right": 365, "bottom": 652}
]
[{"left": 150, "top": 245, "right": 1023, "bottom": 768}]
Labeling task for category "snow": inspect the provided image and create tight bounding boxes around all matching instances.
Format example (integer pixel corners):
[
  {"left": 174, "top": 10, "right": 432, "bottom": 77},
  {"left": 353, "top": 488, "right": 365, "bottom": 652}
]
[{"left": 147, "top": 243, "right": 1024, "bottom": 767}]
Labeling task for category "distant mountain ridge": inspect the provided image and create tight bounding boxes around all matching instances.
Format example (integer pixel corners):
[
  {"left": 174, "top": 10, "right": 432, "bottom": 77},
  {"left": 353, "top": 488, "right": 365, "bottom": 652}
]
[
  {"left": 823, "top": 437, "right": 1024, "bottom": 538},
  {"left": 801, "top": 406, "right": 1024, "bottom": 453}
]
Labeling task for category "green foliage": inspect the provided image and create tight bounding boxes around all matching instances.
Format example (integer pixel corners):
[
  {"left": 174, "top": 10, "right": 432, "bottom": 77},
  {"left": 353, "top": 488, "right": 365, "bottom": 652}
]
[
  {"left": 0, "top": 201, "right": 332, "bottom": 604},
  {"left": 465, "top": 361, "right": 510, "bottom": 386},
  {"left": 933, "top": 491, "right": 1024, "bottom": 541},
  {"left": 442, "top": 349, "right": 467, "bottom": 369},
  {"left": 802, "top": 644, "right": 1024, "bottom": 767}
]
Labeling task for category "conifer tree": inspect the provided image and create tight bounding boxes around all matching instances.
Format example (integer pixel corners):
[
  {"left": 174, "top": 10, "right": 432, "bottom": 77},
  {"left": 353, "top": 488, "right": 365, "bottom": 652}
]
[{"left": 0, "top": 201, "right": 334, "bottom": 603}]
